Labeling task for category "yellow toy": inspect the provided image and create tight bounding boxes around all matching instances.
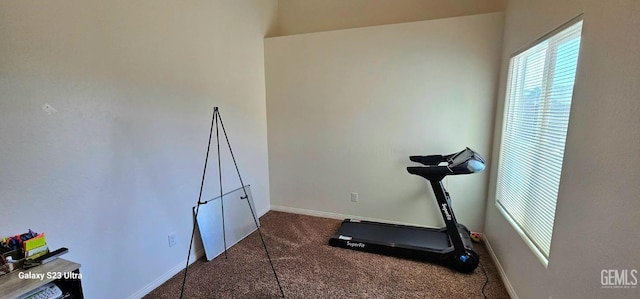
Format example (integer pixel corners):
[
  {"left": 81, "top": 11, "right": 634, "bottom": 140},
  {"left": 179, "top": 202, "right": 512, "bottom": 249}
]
[{"left": 470, "top": 232, "right": 481, "bottom": 243}]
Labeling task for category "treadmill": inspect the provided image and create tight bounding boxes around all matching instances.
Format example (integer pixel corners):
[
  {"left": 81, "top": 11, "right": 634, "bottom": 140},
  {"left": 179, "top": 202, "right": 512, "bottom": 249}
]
[{"left": 329, "top": 147, "right": 485, "bottom": 273}]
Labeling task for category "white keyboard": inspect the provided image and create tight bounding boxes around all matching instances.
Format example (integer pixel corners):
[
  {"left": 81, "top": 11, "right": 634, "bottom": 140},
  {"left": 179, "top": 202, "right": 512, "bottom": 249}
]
[{"left": 18, "top": 282, "right": 63, "bottom": 299}]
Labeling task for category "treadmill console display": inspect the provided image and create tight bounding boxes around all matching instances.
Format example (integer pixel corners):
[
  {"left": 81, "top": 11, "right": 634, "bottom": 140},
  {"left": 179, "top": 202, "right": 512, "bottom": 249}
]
[{"left": 448, "top": 148, "right": 486, "bottom": 174}]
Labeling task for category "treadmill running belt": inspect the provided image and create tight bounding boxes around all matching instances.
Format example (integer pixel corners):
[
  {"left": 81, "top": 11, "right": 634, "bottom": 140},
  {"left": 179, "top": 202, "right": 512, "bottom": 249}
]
[{"left": 336, "top": 221, "right": 451, "bottom": 250}]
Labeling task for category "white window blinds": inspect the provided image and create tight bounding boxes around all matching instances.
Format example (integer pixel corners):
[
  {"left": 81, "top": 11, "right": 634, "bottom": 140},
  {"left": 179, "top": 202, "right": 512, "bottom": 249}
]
[{"left": 496, "top": 19, "right": 583, "bottom": 264}]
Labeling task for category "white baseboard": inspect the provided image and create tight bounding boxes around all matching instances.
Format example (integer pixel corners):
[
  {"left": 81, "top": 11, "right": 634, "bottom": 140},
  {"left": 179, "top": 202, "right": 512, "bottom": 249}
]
[
  {"left": 269, "top": 205, "right": 434, "bottom": 228},
  {"left": 257, "top": 207, "right": 270, "bottom": 219},
  {"left": 127, "top": 248, "right": 205, "bottom": 299},
  {"left": 269, "top": 205, "right": 351, "bottom": 220},
  {"left": 483, "top": 235, "right": 518, "bottom": 299}
]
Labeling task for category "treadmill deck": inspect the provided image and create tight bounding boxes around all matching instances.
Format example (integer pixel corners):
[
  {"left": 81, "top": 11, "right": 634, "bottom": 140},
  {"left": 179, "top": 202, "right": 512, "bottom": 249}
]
[{"left": 334, "top": 220, "right": 451, "bottom": 250}]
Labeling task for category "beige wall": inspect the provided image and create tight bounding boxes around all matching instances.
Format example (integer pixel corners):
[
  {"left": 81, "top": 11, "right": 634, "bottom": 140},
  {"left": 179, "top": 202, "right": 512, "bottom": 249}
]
[
  {"left": 265, "top": 13, "right": 504, "bottom": 231},
  {"left": 0, "top": 1, "right": 277, "bottom": 297},
  {"left": 270, "top": 0, "right": 506, "bottom": 36},
  {"left": 485, "top": 0, "right": 640, "bottom": 298}
]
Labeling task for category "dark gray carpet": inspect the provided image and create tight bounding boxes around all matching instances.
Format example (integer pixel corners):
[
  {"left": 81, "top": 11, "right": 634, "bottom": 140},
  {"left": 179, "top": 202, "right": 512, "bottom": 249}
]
[{"left": 145, "top": 211, "right": 510, "bottom": 298}]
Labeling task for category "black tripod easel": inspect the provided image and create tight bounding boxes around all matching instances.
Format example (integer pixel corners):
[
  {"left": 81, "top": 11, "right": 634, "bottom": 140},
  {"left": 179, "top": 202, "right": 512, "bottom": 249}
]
[{"left": 180, "top": 107, "right": 285, "bottom": 298}]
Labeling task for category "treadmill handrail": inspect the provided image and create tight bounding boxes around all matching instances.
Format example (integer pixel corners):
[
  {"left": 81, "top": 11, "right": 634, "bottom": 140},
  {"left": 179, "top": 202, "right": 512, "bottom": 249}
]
[
  {"left": 406, "top": 148, "right": 485, "bottom": 179},
  {"left": 409, "top": 153, "right": 455, "bottom": 166}
]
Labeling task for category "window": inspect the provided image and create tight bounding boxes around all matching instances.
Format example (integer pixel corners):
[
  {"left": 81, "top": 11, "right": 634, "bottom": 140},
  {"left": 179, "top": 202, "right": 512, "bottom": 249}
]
[{"left": 496, "top": 17, "right": 583, "bottom": 266}]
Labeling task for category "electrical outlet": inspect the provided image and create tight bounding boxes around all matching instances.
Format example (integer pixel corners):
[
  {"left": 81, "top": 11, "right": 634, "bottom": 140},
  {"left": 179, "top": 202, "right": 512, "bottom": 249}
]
[
  {"left": 351, "top": 192, "right": 358, "bottom": 202},
  {"left": 168, "top": 233, "right": 177, "bottom": 247}
]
